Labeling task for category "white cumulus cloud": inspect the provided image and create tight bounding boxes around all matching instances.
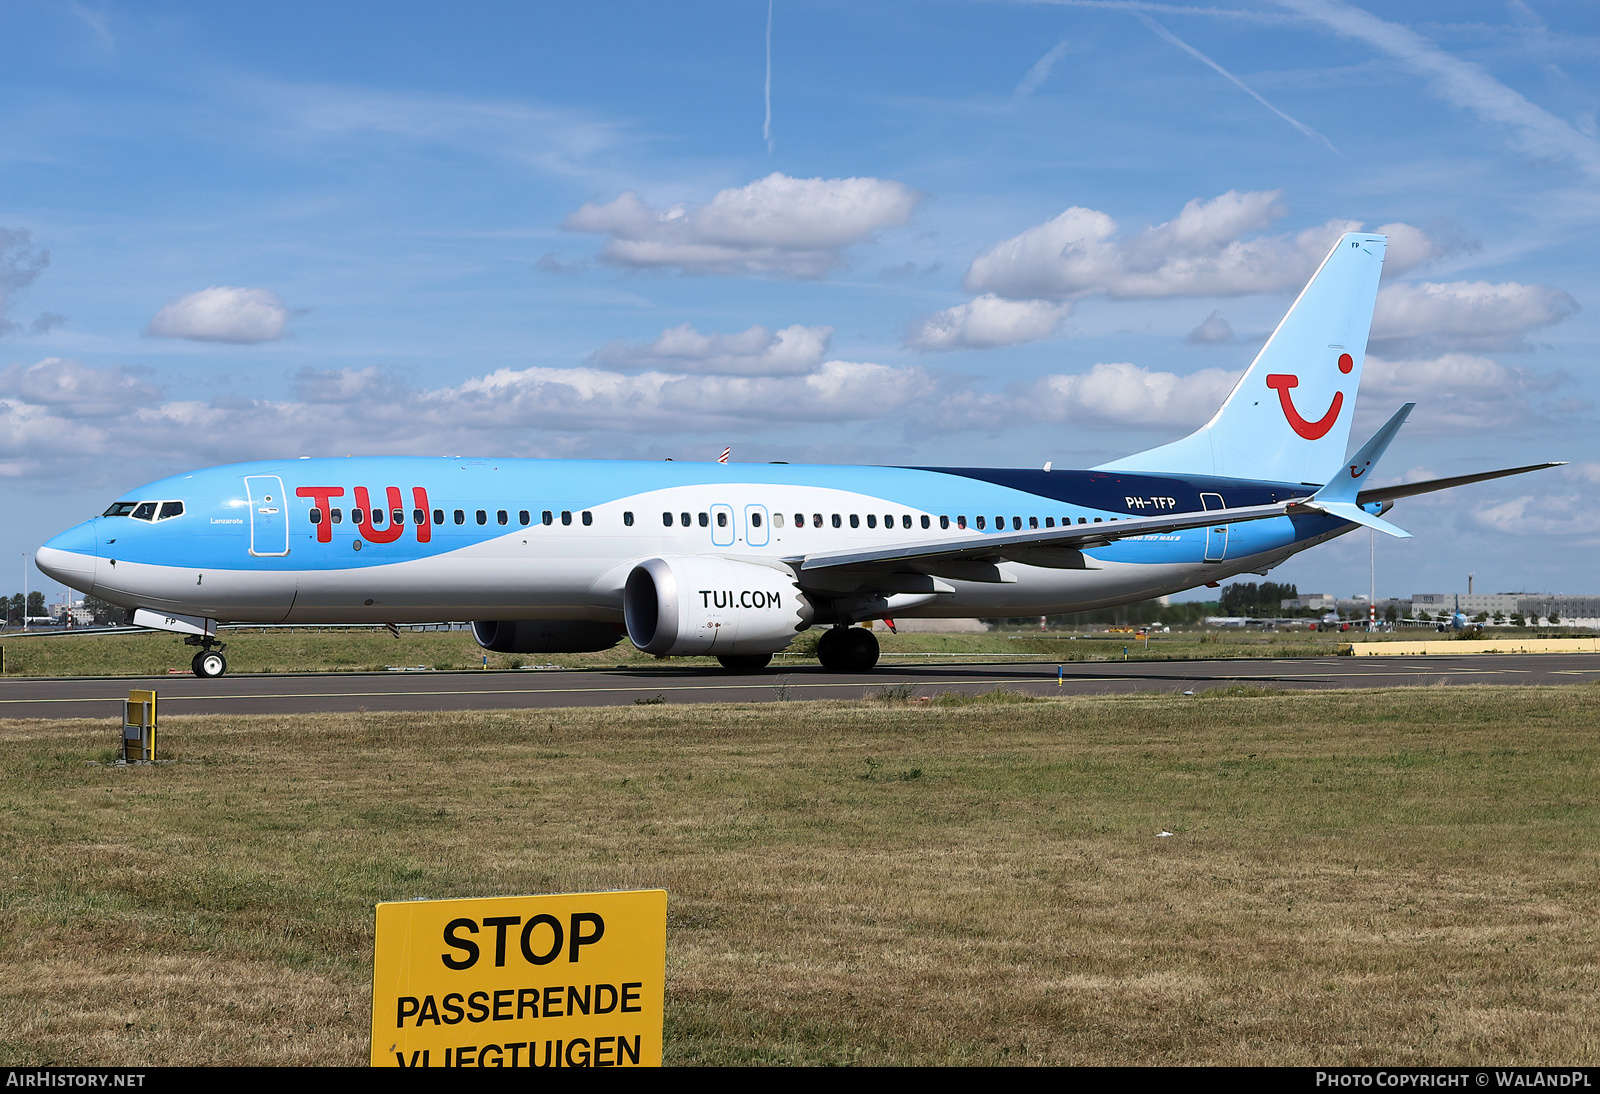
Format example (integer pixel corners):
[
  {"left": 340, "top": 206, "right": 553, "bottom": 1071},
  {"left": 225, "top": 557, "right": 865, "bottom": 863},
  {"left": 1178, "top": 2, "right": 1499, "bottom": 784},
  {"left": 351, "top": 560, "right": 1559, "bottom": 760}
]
[
  {"left": 1186, "top": 311, "right": 1234, "bottom": 345},
  {"left": 906, "top": 296, "right": 1071, "bottom": 351},
  {"left": 1361, "top": 352, "right": 1569, "bottom": 432},
  {"left": 1466, "top": 494, "right": 1600, "bottom": 538},
  {"left": 562, "top": 173, "right": 921, "bottom": 279},
  {"left": 959, "top": 191, "right": 1447, "bottom": 305},
  {"left": 147, "top": 286, "right": 293, "bottom": 344},
  {"left": 1021, "top": 362, "right": 1242, "bottom": 430},
  {"left": 1370, "top": 280, "right": 1578, "bottom": 354},
  {"left": 0, "top": 357, "right": 161, "bottom": 417},
  {"left": 588, "top": 323, "right": 832, "bottom": 376}
]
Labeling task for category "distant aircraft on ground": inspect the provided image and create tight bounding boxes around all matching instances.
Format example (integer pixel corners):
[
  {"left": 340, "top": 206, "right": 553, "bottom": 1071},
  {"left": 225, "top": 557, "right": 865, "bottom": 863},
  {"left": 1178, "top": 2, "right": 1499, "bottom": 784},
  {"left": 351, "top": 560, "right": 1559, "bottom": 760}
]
[{"left": 36, "top": 233, "right": 1559, "bottom": 677}]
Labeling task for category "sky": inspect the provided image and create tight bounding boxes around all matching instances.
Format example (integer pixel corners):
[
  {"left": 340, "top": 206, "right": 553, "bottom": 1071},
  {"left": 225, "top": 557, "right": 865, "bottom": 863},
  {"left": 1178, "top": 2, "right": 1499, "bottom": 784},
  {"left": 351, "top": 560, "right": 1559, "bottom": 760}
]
[{"left": 3, "top": 0, "right": 1598, "bottom": 605}]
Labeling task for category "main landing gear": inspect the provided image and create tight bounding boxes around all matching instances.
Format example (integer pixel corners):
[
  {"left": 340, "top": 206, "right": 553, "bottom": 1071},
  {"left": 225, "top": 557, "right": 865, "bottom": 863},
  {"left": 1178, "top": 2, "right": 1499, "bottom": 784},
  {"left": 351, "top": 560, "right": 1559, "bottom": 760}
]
[
  {"left": 816, "top": 625, "right": 880, "bottom": 673},
  {"left": 185, "top": 635, "right": 229, "bottom": 678}
]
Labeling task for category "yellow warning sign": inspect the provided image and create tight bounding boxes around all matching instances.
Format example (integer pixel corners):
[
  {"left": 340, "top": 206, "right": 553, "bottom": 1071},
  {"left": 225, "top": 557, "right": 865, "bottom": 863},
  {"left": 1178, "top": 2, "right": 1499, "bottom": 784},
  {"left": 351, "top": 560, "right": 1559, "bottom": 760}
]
[{"left": 370, "top": 889, "right": 667, "bottom": 1068}]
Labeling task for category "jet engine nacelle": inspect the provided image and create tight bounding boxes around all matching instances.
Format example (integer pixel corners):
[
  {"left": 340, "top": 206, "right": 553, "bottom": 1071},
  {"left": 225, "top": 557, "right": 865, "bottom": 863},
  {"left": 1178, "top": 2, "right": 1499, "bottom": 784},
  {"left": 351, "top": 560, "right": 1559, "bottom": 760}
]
[
  {"left": 623, "top": 556, "right": 813, "bottom": 656},
  {"left": 470, "top": 619, "right": 623, "bottom": 654}
]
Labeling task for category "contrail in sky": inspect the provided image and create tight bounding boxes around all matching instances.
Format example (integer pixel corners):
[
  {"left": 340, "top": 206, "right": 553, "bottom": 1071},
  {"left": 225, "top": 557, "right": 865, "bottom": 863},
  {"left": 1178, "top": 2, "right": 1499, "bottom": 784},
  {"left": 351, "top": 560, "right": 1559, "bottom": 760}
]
[
  {"left": 764, "top": 0, "right": 774, "bottom": 153},
  {"left": 1015, "top": 40, "right": 1073, "bottom": 98},
  {"left": 1135, "top": 11, "right": 1342, "bottom": 156}
]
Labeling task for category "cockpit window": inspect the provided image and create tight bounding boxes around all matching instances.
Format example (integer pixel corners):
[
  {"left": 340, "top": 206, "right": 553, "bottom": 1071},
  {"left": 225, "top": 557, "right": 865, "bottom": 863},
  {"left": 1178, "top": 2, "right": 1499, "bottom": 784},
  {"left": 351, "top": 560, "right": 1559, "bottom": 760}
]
[
  {"left": 103, "top": 501, "right": 139, "bottom": 518},
  {"left": 131, "top": 502, "right": 158, "bottom": 521},
  {"left": 158, "top": 501, "right": 185, "bottom": 520}
]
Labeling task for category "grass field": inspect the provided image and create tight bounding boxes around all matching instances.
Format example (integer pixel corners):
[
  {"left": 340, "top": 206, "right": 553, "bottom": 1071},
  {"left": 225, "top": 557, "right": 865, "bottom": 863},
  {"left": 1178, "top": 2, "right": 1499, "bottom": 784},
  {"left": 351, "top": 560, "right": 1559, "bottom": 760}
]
[
  {"left": 0, "top": 625, "right": 1443, "bottom": 678},
  {"left": 1, "top": 685, "right": 1596, "bottom": 1066}
]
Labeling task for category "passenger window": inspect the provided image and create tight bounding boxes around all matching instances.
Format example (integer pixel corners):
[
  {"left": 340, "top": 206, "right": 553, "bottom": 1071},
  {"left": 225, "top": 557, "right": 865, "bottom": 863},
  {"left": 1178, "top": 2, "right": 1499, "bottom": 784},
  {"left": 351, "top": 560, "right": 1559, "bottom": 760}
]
[
  {"left": 813, "top": 513, "right": 823, "bottom": 528},
  {"left": 331, "top": 509, "right": 343, "bottom": 524},
  {"left": 454, "top": 510, "right": 465, "bottom": 525},
  {"left": 716, "top": 512, "right": 728, "bottom": 528},
  {"left": 698, "top": 513, "right": 709, "bottom": 527},
  {"left": 938, "top": 515, "right": 948, "bottom": 529},
  {"left": 957, "top": 516, "right": 966, "bottom": 529},
  {"left": 831, "top": 514, "right": 841, "bottom": 528},
  {"left": 884, "top": 514, "right": 893, "bottom": 529},
  {"left": 542, "top": 511, "right": 553, "bottom": 526},
  {"left": 995, "top": 516, "right": 1004, "bottom": 530},
  {"left": 519, "top": 511, "right": 530, "bottom": 526},
  {"left": 132, "top": 502, "right": 157, "bottom": 521},
  {"left": 497, "top": 510, "right": 508, "bottom": 525},
  {"left": 393, "top": 508, "right": 405, "bottom": 525},
  {"left": 794, "top": 513, "right": 805, "bottom": 527},
  {"left": 413, "top": 509, "right": 426, "bottom": 525},
  {"left": 1029, "top": 517, "right": 1038, "bottom": 529},
  {"left": 433, "top": 509, "right": 444, "bottom": 525},
  {"left": 1078, "top": 517, "right": 1087, "bottom": 524},
  {"left": 309, "top": 508, "right": 323, "bottom": 525},
  {"left": 1093, "top": 517, "right": 1102, "bottom": 523},
  {"left": 976, "top": 516, "right": 986, "bottom": 530},
  {"left": 1014, "top": 517, "right": 1023, "bottom": 531},
  {"left": 352, "top": 508, "right": 365, "bottom": 525},
  {"left": 849, "top": 514, "right": 860, "bottom": 528},
  {"left": 866, "top": 514, "right": 876, "bottom": 529},
  {"left": 904, "top": 515, "right": 913, "bottom": 529},
  {"left": 372, "top": 509, "right": 384, "bottom": 526},
  {"left": 623, "top": 511, "right": 634, "bottom": 527},
  {"left": 159, "top": 501, "right": 184, "bottom": 520},
  {"left": 773, "top": 513, "right": 784, "bottom": 528},
  {"left": 476, "top": 510, "right": 487, "bottom": 525},
  {"left": 751, "top": 512, "right": 763, "bottom": 528},
  {"left": 582, "top": 511, "right": 592, "bottom": 526},
  {"left": 663, "top": 512, "right": 674, "bottom": 527},
  {"left": 1045, "top": 517, "right": 1054, "bottom": 528},
  {"left": 561, "top": 511, "right": 572, "bottom": 526}
]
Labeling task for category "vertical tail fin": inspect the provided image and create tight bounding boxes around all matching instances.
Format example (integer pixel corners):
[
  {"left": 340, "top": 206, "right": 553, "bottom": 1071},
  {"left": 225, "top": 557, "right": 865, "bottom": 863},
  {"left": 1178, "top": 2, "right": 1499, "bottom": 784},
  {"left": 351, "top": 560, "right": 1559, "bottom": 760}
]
[{"left": 1097, "top": 232, "right": 1388, "bottom": 484}]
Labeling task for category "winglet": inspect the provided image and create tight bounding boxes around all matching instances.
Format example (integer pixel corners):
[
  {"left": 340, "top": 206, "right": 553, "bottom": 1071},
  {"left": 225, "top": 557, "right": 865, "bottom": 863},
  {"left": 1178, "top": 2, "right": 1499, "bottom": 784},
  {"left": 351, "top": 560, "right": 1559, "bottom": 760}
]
[
  {"left": 1313, "top": 402, "right": 1414, "bottom": 505},
  {"left": 1291, "top": 402, "right": 1416, "bottom": 538}
]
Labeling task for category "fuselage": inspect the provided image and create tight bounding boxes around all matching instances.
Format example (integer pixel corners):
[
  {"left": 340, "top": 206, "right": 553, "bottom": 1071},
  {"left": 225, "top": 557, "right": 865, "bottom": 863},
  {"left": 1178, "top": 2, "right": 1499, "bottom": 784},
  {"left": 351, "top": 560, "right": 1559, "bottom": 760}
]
[{"left": 36, "top": 455, "right": 1353, "bottom": 627}]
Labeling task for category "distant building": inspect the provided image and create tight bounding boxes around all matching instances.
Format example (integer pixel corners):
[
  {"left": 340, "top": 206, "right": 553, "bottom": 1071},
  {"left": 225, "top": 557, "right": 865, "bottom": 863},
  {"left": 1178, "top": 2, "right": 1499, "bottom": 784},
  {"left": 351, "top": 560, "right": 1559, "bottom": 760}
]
[
  {"left": 1408, "top": 593, "right": 1600, "bottom": 628},
  {"left": 1280, "top": 593, "right": 1337, "bottom": 611},
  {"left": 1516, "top": 596, "right": 1600, "bottom": 628},
  {"left": 1413, "top": 592, "right": 1520, "bottom": 618}
]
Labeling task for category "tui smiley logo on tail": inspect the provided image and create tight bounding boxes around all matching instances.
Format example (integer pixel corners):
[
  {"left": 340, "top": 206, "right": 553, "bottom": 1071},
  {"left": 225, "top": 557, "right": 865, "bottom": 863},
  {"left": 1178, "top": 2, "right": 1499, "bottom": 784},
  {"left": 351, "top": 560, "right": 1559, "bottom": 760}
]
[{"left": 1265, "top": 353, "right": 1354, "bottom": 440}]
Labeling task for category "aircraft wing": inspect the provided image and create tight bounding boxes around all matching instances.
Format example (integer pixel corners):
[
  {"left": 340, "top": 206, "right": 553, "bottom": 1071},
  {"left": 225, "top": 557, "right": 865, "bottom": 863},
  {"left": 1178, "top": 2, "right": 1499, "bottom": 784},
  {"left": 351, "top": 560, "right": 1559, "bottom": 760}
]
[
  {"left": 1354, "top": 462, "right": 1564, "bottom": 505},
  {"left": 793, "top": 499, "right": 1303, "bottom": 578}
]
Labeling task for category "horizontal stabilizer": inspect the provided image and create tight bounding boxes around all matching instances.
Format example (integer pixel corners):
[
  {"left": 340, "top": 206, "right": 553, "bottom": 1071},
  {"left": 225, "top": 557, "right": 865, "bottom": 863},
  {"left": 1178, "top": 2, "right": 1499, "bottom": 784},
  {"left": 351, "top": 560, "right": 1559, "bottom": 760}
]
[{"left": 1291, "top": 499, "right": 1411, "bottom": 539}]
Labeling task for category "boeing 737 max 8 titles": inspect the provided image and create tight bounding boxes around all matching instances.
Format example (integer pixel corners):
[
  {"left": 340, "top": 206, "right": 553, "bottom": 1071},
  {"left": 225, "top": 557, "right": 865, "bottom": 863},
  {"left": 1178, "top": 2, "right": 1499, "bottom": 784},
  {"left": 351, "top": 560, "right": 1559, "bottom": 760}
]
[{"left": 35, "top": 233, "right": 1559, "bottom": 676}]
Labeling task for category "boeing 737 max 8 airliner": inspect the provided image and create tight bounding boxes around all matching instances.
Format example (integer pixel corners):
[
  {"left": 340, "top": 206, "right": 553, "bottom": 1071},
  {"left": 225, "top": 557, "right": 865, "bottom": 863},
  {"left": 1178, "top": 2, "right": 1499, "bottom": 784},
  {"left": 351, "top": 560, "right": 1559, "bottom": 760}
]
[{"left": 34, "top": 233, "right": 1559, "bottom": 676}]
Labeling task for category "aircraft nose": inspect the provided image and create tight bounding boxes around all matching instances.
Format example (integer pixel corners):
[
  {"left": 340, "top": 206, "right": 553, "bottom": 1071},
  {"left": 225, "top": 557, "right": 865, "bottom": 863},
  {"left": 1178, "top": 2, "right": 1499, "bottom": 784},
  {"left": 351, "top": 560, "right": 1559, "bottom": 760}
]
[{"left": 37, "top": 521, "right": 97, "bottom": 589}]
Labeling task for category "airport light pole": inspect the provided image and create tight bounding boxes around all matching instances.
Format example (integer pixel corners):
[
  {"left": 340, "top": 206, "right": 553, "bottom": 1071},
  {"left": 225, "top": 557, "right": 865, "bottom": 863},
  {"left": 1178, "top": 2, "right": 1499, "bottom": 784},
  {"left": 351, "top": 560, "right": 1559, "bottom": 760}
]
[
  {"left": 21, "top": 553, "right": 28, "bottom": 632},
  {"left": 1372, "top": 531, "right": 1379, "bottom": 631}
]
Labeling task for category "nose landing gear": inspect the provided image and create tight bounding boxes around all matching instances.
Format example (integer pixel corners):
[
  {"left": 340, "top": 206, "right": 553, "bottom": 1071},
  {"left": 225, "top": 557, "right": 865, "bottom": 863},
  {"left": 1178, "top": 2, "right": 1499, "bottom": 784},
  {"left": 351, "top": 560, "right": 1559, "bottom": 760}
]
[{"left": 185, "top": 635, "right": 229, "bottom": 678}]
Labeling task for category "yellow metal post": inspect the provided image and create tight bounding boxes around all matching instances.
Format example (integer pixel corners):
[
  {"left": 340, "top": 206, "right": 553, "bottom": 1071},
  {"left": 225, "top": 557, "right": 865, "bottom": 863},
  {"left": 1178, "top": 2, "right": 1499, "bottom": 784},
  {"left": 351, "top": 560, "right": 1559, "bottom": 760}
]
[{"left": 123, "top": 690, "right": 157, "bottom": 762}]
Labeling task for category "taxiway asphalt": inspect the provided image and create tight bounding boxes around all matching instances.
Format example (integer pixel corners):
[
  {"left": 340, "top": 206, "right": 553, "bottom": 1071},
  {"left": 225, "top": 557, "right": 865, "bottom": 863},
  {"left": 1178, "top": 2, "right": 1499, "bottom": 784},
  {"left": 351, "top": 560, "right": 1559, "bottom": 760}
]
[{"left": 3, "top": 653, "right": 1599, "bottom": 720}]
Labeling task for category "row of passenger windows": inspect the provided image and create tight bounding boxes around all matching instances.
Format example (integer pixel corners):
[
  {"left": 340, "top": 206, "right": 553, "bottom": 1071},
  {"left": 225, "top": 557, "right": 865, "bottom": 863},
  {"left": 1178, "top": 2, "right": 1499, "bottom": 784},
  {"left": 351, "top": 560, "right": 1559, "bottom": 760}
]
[
  {"left": 663, "top": 512, "right": 1113, "bottom": 531},
  {"left": 305, "top": 505, "right": 1120, "bottom": 531},
  {"left": 308, "top": 508, "right": 594, "bottom": 527}
]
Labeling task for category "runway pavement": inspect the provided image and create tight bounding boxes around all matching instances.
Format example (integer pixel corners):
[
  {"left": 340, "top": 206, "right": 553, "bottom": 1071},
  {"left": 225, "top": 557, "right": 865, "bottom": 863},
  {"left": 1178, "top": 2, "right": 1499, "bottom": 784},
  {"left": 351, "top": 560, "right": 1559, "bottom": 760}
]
[{"left": 3, "top": 652, "right": 1600, "bottom": 719}]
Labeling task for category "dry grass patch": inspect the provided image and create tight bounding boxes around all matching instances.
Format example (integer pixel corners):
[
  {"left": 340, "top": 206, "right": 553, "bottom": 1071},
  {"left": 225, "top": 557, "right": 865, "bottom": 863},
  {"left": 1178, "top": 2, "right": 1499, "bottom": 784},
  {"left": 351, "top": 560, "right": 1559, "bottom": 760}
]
[{"left": 0, "top": 686, "right": 1597, "bottom": 1065}]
